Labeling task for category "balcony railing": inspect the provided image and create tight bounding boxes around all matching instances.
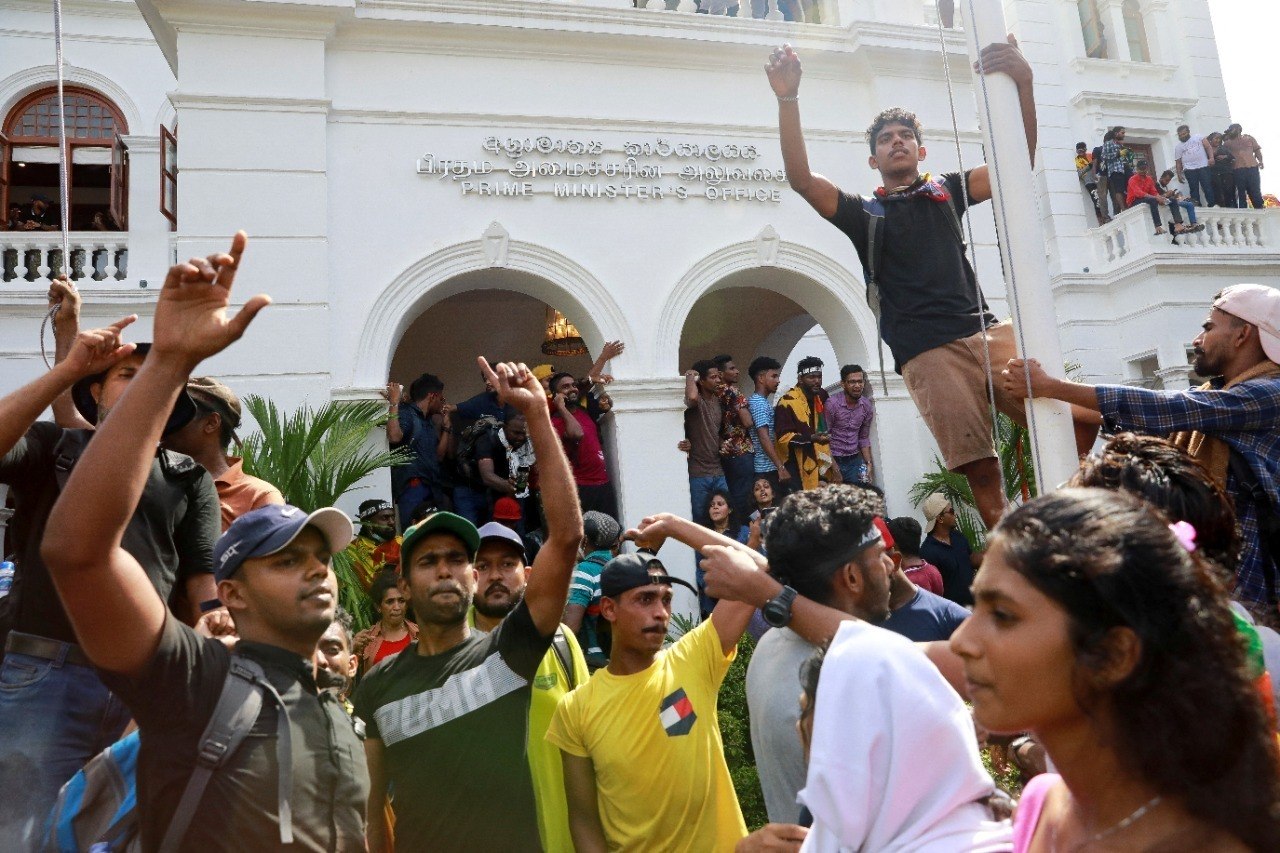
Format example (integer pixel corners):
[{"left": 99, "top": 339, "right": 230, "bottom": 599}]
[
  {"left": 1092, "top": 206, "right": 1276, "bottom": 273},
  {"left": 1, "top": 232, "right": 129, "bottom": 283}
]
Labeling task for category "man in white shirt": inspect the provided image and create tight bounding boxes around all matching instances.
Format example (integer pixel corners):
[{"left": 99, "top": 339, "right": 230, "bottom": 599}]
[{"left": 1174, "top": 124, "right": 1215, "bottom": 207}]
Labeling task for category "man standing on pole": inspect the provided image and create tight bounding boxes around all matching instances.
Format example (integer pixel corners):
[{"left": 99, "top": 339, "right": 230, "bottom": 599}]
[{"left": 766, "top": 37, "right": 1091, "bottom": 529}]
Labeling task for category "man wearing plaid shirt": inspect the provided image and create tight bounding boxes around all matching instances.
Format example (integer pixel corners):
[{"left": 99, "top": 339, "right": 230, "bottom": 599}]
[{"left": 1002, "top": 284, "right": 1280, "bottom": 623}]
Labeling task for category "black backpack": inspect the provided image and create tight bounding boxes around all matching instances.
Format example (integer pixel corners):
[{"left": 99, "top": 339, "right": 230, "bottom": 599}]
[{"left": 454, "top": 416, "right": 502, "bottom": 483}]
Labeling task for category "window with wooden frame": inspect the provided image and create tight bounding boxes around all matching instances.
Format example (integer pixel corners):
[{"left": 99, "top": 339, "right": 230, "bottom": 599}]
[
  {"left": 160, "top": 124, "right": 177, "bottom": 230},
  {"left": 2, "top": 86, "right": 129, "bottom": 229},
  {"left": 1077, "top": 0, "right": 1108, "bottom": 59},
  {"left": 1122, "top": 0, "right": 1151, "bottom": 62}
]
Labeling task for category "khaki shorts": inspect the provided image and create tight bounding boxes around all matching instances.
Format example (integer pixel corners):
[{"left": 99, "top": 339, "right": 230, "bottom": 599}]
[{"left": 902, "top": 321, "right": 1027, "bottom": 471}]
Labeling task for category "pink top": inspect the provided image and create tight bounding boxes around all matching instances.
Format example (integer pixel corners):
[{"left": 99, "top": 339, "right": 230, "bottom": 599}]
[{"left": 1013, "top": 772, "right": 1059, "bottom": 852}]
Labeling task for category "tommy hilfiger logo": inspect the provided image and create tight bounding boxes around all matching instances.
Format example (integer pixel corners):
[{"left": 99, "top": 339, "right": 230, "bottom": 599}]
[{"left": 659, "top": 688, "right": 696, "bottom": 737}]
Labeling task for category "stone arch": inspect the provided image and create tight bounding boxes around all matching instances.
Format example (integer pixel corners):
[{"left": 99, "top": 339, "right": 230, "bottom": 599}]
[
  {"left": 0, "top": 64, "right": 143, "bottom": 133},
  {"left": 347, "top": 225, "right": 635, "bottom": 392},
  {"left": 656, "top": 234, "right": 878, "bottom": 377}
]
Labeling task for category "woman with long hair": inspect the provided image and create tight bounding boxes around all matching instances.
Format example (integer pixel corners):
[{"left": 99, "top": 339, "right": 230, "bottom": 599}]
[
  {"left": 693, "top": 489, "right": 735, "bottom": 618},
  {"left": 953, "top": 488, "right": 1280, "bottom": 852}
]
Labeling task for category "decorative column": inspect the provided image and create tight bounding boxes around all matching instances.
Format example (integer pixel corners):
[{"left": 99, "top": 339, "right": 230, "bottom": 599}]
[
  {"left": 1099, "top": 0, "right": 1133, "bottom": 62},
  {"left": 605, "top": 377, "right": 700, "bottom": 621}
]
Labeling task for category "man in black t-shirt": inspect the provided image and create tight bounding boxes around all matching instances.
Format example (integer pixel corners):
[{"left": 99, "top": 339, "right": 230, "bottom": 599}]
[
  {"left": 767, "top": 37, "right": 1094, "bottom": 530},
  {"left": 354, "top": 357, "right": 583, "bottom": 853},
  {"left": 41, "top": 234, "right": 370, "bottom": 851},
  {"left": 0, "top": 299, "right": 219, "bottom": 845}
]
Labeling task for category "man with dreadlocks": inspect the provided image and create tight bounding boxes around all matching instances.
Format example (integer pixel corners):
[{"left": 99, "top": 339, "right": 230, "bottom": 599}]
[{"left": 766, "top": 36, "right": 1092, "bottom": 529}]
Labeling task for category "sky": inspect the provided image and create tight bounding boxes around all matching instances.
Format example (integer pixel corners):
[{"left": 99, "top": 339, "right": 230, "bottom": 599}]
[{"left": 1208, "top": 0, "right": 1277, "bottom": 194}]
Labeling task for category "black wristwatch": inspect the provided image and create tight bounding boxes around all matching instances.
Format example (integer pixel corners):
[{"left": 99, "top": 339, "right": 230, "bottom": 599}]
[{"left": 762, "top": 585, "right": 798, "bottom": 628}]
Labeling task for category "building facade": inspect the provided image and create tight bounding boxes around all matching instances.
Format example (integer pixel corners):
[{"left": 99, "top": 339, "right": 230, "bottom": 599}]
[{"left": 3, "top": 0, "right": 1277, "bottom": 586}]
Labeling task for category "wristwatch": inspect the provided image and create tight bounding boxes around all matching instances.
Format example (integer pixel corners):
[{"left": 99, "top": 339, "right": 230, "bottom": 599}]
[{"left": 762, "top": 585, "right": 798, "bottom": 628}]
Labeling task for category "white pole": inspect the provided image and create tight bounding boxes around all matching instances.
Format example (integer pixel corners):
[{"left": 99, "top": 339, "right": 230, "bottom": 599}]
[{"left": 958, "top": 0, "right": 1080, "bottom": 493}]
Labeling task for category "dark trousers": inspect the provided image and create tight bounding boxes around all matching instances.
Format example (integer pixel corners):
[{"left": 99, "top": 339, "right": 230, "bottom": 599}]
[
  {"left": 1132, "top": 196, "right": 1181, "bottom": 229},
  {"left": 1214, "top": 170, "right": 1238, "bottom": 207},
  {"left": 1184, "top": 167, "right": 1215, "bottom": 207},
  {"left": 577, "top": 482, "right": 619, "bottom": 524},
  {"left": 1235, "top": 167, "right": 1264, "bottom": 210},
  {"left": 721, "top": 453, "right": 756, "bottom": 522}
]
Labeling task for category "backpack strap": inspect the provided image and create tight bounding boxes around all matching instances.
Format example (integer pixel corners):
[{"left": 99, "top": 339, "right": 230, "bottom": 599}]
[
  {"left": 51, "top": 429, "right": 91, "bottom": 491},
  {"left": 550, "top": 626, "right": 577, "bottom": 692},
  {"left": 861, "top": 196, "right": 889, "bottom": 395},
  {"left": 159, "top": 656, "right": 294, "bottom": 852}
]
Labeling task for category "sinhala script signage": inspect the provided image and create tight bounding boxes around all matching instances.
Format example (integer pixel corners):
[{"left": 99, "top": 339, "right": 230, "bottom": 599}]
[{"left": 416, "top": 136, "right": 787, "bottom": 203}]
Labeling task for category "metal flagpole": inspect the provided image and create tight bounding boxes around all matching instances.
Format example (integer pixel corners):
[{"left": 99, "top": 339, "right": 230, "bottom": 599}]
[{"left": 957, "top": 0, "right": 1080, "bottom": 493}]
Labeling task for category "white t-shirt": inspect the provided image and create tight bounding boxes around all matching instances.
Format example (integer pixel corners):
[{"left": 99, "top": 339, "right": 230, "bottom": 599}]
[{"left": 1174, "top": 135, "right": 1210, "bottom": 171}]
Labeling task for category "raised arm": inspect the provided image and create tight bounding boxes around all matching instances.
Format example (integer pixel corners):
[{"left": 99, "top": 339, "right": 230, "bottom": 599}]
[
  {"left": 482, "top": 357, "right": 584, "bottom": 635},
  {"left": 41, "top": 232, "right": 269, "bottom": 678},
  {"left": 965, "top": 35, "right": 1037, "bottom": 203},
  {"left": 383, "top": 381, "right": 405, "bottom": 445},
  {"left": 684, "top": 369, "right": 700, "bottom": 408},
  {"left": 588, "top": 340, "right": 625, "bottom": 386},
  {"left": 0, "top": 317, "right": 136, "bottom": 459},
  {"left": 48, "top": 279, "right": 96, "bottom": 430},
  {"left": 627, "top": 513, "right": 759, "bottom": 654},
  {"left": 767, "top": 45, "right": 840, "bottom": 218}
]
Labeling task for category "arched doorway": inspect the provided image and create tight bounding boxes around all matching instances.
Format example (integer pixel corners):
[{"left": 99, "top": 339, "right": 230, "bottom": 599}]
[
  {"left": 386, "top": 268, "right": 620, "bottom": 530},
  {"left": 2, "top": 85, "right": 129, "bottom": 229}
]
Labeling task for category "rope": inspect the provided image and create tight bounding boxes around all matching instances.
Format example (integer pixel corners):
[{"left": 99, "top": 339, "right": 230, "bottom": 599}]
[
  {"left": 953, "top": 0, "right": 1047, "bottom": 486},
  {"left": 932, "top": 9, "right": 1009, "bottom": 502},
  {"left": 41, "top": 0, "right": 75, "bottom": 369}
]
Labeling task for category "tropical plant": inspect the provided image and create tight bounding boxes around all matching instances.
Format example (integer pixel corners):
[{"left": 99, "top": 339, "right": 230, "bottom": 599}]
[
  {"left": 239, "top": 395, "right": 412, "bottom": 630},
  {"left": 908, "top": 413, "right": 1036, "bottom": 547}
]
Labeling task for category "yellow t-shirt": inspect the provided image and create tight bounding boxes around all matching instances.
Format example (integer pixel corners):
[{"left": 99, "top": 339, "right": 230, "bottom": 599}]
[
  {"left": 468, "top": 610, "right": 589, "bottom": 853},
  {"left": 546, "top": 618, "right": 747, "bottom": 852}
]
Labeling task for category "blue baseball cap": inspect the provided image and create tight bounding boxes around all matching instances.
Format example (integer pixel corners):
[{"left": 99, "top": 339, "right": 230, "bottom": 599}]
[
  {"left": 214, "top": 504, "right": 354, "bottom": 583},
  {"left": 476, "top": 521, "right": 527, "bottom": 562}
]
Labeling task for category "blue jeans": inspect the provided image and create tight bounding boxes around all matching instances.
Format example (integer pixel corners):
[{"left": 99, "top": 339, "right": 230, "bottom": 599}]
[
  {"left": 689, "top": 474, "right": 728, "bottom": 525},
  {"left": 721, "top": 453, "right": 756, "bottom": 523},
  {"left": 0, "top": 648, "right": 131, "bottom": 849},
  {"left": 1172, "top": 199, "right": 1197, "bottom": 224},
  {"left": 451, "top": 484, "right": 490, "bottom": 527},
  {"left": 835, "top": 454, "right": 869, "bottom": 485},
  {"left": 1185, "top": 167, "right": 1214, "bottom": 207},
  {"left": 396, "top": 480, "right": 433, "bottom": 530}
]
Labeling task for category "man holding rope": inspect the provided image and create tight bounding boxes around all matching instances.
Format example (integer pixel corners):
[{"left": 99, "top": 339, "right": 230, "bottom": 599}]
[{"left": 767, "top": 37, "right": 1093, "bottom": 529}]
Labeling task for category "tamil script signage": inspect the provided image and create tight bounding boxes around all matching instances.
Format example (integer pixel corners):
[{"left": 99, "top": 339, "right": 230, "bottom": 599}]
[{"left": 416, "top": 136, "right": 788, "bottom": 203}]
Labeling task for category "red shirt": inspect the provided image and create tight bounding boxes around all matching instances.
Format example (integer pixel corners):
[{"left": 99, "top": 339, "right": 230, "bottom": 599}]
[
  {"left": 1126, "top": 173, "right": 1160, "bottom": 207},
  {"left": 372, "top": 631, "right": 412, "bottom": 664},
  {"left": 552, "top": 407, "right": 609, "bottom": 486}
]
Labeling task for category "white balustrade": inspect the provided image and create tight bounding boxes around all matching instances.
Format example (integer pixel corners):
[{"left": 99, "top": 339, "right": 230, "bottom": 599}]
[
  {"left": 1, "top": 232, "right": 129, "bottom": 283},
  {"left": 632, "top": 0, "right": 838, "bottom": 23},
  {"left": 1091, "top": 206, "right": 1274, "bottom": 271}
]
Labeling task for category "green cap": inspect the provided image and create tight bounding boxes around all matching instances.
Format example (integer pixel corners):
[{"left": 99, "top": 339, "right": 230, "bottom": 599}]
[{"left": 400, "top": 511, "right": 481, "bottom": 567}]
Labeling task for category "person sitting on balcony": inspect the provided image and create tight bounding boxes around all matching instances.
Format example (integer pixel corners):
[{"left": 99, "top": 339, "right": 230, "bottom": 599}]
[
  {"left": 5, "top": 204, "right": 22, "bottom": 230},
  {"left": 1158, "top": 169, "right": 1206, "bottom": 235},
  {"left": 1127, "top": 160, "right": 1193, "bottom": 237},
  {"left": 768, "top": 36, "right": 1097, "bottom": 531},
  {"left": 18, "top": 194, "right": 58, "bottom": 231}
]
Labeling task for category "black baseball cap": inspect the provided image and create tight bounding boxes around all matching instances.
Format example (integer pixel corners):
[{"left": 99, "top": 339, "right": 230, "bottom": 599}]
[
  {"left": 600, "top": 553, "right": 698, "bottom": 598},
  {"left": 70, "top": 343, "right": 197, "bottom": 436}
]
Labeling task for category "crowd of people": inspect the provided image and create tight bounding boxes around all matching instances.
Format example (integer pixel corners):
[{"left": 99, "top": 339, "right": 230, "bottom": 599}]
[
  {"left": 1075, "top": 122, "right": 1267, "bottom": 234},
  {"left": 1, "top": 33, "right": 1280, "bottom": 853}
]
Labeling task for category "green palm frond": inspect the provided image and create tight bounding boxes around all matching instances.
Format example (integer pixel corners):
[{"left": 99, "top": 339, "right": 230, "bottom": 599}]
[
  {"left": 332, "top": 549, "right": 376, "bottom": 633},
  {"left": 239, "top": 396, "right": 412, "bottom": 512}
]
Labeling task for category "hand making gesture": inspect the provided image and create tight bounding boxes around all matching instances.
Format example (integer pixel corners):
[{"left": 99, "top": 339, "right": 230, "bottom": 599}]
[
  {"left": 765, "top": 44, "right": 802, "bottom": 99},
  {"left": 152, "top": 231, "right": 271, "bottom": 371},
  {"left": 478, "top": 357, "right": 548, "bottom": 419},
  {"left": 62, "top": 316, "right": 139, "bottom": 379}
]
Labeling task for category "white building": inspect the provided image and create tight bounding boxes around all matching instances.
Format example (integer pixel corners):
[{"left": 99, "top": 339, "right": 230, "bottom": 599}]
[{"left": 3, "top": 0, "right": 1277, "bottom": 584}]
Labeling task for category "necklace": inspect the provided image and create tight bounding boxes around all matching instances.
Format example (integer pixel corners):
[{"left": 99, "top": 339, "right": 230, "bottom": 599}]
[{"left": 1054, "top": 794, "right": 1163, "bottom": 852}]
